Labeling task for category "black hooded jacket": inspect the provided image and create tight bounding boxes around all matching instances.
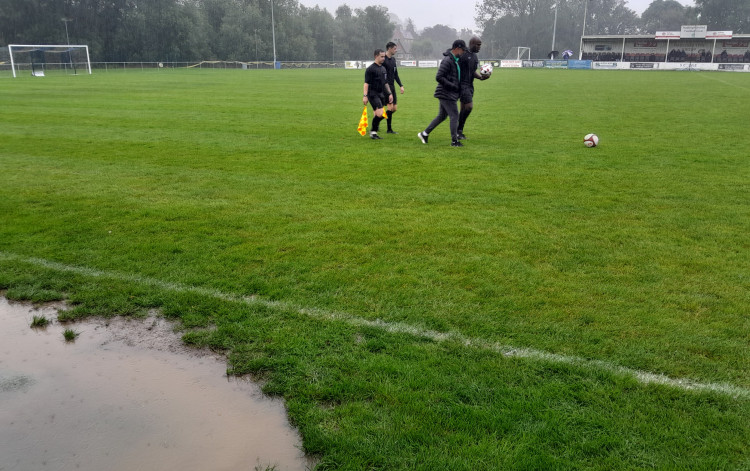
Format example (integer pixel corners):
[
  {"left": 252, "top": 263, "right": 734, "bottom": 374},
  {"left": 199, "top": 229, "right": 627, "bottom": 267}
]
[{"left": 433, "top": 50, "right": 461, "bottom": 101}]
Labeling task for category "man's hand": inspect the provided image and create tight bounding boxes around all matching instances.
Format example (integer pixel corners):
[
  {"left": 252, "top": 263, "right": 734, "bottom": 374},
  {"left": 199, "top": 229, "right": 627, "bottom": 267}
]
[
  {"left": 363, "top": 95, "right": 368, "bottom": 106},
  {"left": 388, "top": 94, "right": 394, "bottom": 104}
]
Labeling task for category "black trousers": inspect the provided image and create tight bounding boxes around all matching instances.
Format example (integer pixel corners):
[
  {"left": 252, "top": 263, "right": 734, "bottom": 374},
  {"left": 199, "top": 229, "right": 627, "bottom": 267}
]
[{"left": 424, "top": 98, "right": 459, "bottom": 141}]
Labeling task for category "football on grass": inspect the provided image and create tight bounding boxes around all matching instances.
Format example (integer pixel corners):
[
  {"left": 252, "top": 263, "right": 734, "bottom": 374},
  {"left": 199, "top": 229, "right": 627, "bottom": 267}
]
[
  {"left": 584, "top": 133, "right": 599, "bottom": 147},
  {"left": 480, "top": 63, "right": 493, "bottom": 76}
]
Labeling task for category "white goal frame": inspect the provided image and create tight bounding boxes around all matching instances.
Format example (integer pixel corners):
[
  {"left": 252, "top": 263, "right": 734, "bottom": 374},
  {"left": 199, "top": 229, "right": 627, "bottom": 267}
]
[
  {"left": 511, "top": 47, "right": 531, "bottom": 60},
  {"left": 8, "top": 44, "right": 92, "bottom": 78}
]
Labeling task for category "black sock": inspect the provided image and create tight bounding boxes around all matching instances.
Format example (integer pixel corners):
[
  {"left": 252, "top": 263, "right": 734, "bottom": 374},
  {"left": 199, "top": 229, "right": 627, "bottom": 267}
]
[
  {"left": 372, "top": 116, "right": 383, "bottom": 133},
  {"left": 458, "top": 108, "right": 472, "bottom": 133},
  {"left": 387, "top": 110, "right": 395, "bottom": 130}
]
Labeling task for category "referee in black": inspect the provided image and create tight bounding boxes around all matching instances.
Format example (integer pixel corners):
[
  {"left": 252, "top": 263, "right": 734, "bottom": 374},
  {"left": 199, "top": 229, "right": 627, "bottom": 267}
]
[
  {"left": 383, "top": 41, "right": 404, "bottom": 134},
  {"left": 363, "top": 49, "right": 393, "bottom": 140}
]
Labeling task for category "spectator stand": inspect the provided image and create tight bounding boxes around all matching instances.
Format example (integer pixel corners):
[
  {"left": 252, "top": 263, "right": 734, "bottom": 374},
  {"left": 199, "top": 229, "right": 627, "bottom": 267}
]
[{"left": 578, "top": 30, "right": 750, "bottom": 71}]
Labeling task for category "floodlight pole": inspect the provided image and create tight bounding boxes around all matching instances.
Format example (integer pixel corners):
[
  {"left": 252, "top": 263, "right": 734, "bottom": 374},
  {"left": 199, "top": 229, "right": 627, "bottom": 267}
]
[
  {"left": 579, "top": 0, "right": 588, "bottom": 59},
  {"left": 62, "top": 18, "right": 72, "bottom": 45},
  {"left": 551, "top": 3, "right": 558, "bottom": 55},
  {"left": 270, "top": 0, "right": 277, "bottom": 68},
  {"left": 62, "top": 18, "right": 73, "bottom": 72}
]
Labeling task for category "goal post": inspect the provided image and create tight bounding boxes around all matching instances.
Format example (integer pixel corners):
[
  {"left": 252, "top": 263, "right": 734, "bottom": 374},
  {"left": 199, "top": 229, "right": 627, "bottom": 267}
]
[
  {"left": 504, "top": 47, "right": 531, "bottom": 60},
  {"left": 8, "top": 44, "right": 92, "bottom": 78}
]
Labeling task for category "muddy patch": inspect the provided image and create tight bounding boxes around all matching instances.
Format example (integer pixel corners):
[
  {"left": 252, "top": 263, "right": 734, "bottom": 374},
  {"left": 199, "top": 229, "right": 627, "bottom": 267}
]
[{"left": 0, "top": 297, "right": 313, "bottom": 471}]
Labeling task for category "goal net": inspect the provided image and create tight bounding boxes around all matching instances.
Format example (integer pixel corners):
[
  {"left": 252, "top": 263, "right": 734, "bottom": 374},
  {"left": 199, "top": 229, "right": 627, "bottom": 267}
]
[
  {"left": 8, "top": 44, "right": 92, "bottom": 78},
  {"left": 504, "top": 47, "right": 531, "bottom": 60}
]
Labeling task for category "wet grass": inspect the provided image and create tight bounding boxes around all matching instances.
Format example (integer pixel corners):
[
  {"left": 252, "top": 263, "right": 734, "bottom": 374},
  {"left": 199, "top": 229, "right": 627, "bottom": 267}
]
[
  {"left": 30, "top": 315, "right": 49, "bottom": 328},
  {"left": 1, "top": 68, "right": 749, "bottom": 469},
  {"left": 63, "top": 328, "right": 80, "bottom": 342}
]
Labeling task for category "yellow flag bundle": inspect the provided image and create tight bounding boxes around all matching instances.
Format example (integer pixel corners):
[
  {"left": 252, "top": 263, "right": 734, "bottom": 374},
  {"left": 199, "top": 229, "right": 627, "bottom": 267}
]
[{"left": 357, "top": 106, "right": 368, "bottom": 136}]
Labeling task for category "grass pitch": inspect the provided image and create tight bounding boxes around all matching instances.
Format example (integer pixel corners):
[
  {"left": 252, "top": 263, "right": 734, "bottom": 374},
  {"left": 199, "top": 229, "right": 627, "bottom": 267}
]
[{"left": 1, "top": 67, "right": 749, "bottom": 469}]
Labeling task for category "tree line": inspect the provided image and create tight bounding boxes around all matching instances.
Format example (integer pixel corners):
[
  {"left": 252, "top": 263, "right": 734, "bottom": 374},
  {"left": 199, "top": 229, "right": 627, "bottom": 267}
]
[
  {"left": 0, "top": 0, "right": 746, "bottom": 62},
  {"left": 477, "top": 0, "right": 748, "bottom": 59},
  {"left": 0, "top": 0, "right": 394, "bottom": 62}
]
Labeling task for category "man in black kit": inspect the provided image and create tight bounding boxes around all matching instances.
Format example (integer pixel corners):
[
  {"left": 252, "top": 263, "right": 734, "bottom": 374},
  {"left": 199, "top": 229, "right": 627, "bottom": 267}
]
[
  {"left": 362, "top": 49, "right": 393, "bottom": 140},
  {"left": 417, "top": 39, "right": 466, "bottom": 147},
  {"left": 457, "top": 36, "right": 490, "bottom": 140},
  {"left": 383, "top": 41, "right": 404, "bottom": 134}
]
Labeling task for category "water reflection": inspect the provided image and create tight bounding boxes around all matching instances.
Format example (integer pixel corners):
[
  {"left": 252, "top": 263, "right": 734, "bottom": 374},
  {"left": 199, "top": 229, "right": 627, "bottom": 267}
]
[{"left": 0, "top": 297, "right": 312, "bottom": 471}]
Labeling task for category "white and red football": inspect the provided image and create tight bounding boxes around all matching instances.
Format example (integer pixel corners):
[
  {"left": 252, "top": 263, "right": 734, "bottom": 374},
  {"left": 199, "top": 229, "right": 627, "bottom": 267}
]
[{"left": 584, "top": 133, "right": 599, "bottom": 147}]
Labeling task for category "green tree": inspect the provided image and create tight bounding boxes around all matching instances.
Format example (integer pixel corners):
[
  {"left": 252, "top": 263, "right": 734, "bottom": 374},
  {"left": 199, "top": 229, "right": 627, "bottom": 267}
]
[
  {"left": 477, "top": 0, "right": 566, "bottom": 58},
  {"left": 116, "top": 0, "right": 207, "bottom": 61},
  {"left": 0, "top": 0, "right": 66, "bottom": 45},
  {"left": 334, "top": 5, "right": 365, "bottom": 60},
  {"left": 415, "top": 24, "right": 460, "bottom": 58},
  {"left": 213, "top": 0, "right": 264, "bottom": 60},
  {"left": 0, "top": 0, "right": 398, "bottom": 63},
  {"left": 586, "top": 0, "right": 640, "bottom": 35},
  {"left": 357, "top": 6, "right": 396, "bottom": 55},
  {"left": 411, "top": 38, "right": 437, "bottom": 59},
  {"left": 302, "top": 5, "right": 337, "bottom": 61},
  {"left": 405, "top": 18, "right": 417, "bottom": 37},
  {"left": 273, "top": 1, "right": 314, "bottom": 61},
  {"left": 331, "top": 5, "right": 394, "bottom": 60},
  {"left": 641, "top": 0, "right": 696, "bottom": 32},
  {"left": 477, "top": 0, "right": 638, "bottom": 59},
  {"left": 199, "top": 0, "right": 245, "bottom": 59},
  {"left": 695, "top": 0, "right": 750, "bottom": 32},
  {"left": 80, "top": 0, "right": 138, "bottom": 61}
]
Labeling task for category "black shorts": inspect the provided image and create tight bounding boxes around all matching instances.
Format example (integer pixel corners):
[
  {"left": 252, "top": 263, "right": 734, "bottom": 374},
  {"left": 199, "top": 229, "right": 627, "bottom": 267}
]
[
  {"left": 460, "top": 85, "right": 474, "bottom": 104},
  {"left": 388, "top": 85, "right": 398, "bottom": 105},
  {"left": 368, "top": 93, "right": 385, "bottom": 111}
]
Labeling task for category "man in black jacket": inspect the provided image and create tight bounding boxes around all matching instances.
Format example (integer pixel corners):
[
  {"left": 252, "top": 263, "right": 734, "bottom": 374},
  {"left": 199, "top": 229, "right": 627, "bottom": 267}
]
[
  {"left": 418, "top": 39, "right": 466, "bottom": 147},
  {"left": 457, "top": 36, "right": 489, "bottom": 140}
]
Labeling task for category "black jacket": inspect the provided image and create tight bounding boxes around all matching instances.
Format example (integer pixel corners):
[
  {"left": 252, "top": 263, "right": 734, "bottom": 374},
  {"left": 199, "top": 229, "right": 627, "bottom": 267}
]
[
  {"left": 433, "top": 50, "right": 461, "bottom": 101},
  {"left": 459, "top": 50, "right": 479, "bottom": 87}
]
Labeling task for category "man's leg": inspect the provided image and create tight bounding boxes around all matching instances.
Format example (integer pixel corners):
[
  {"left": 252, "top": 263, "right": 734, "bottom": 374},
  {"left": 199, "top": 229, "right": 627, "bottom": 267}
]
[
  {"left": 372, "top": 113, "right": 383, "bottom": 132},
  {"left": 386, "top": 109, "right": 396, "bottom": 133},
  {"left": 370, "top": 97, "right": 385, "bottom": 139},
  {"left": 419, "top": 102, "right": 448, "bottom": 144},
  {"left": 457, "top": 87, "right": 474, "bottom": 139},
  {"left": 457, "top": 101, "right": 473, "bottom": 139},
  {"left": 444, "top": 99, "right": 461, "bottom": 144},
  {"left": 387, "top": 101, "right": 397, "bottom": 133},
  {"left": 424, "top": 102, "right": 448, "bottom": 135}
]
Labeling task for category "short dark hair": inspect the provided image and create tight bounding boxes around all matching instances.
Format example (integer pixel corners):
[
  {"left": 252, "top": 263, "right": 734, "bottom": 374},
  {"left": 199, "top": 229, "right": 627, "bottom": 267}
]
[
  {"left": 386, "top": 41, "right": 397, "bottom": 49},
  {"left": 374, "top": 48, "right": 384, "bottom": 57}
]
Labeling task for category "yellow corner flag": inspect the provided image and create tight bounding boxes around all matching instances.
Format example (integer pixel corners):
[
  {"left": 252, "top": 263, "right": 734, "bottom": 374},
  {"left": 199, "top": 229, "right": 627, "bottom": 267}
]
[
  {"left": 382, "top": 109, "right": 388, "bottom": 119},
  {"left": 357, "top": 106, "right": 368, "bottom": 136}
]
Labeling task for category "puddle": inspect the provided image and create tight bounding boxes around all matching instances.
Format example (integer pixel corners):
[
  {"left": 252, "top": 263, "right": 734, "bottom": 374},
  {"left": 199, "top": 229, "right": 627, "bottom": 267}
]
[{"left": 0, "top": 297, "right": 313, "bottom": 471}]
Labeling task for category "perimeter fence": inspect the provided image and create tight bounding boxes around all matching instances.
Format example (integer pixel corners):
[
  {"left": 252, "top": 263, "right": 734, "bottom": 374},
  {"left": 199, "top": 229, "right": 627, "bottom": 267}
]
[{"left": 0, "top": 60, "right": 345, "bottom": 77}]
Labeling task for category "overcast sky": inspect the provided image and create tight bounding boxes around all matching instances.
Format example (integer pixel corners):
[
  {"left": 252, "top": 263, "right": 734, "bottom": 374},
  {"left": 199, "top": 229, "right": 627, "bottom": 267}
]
[{"left": 297, "top": 0, "right": 697, "bottom": 32}]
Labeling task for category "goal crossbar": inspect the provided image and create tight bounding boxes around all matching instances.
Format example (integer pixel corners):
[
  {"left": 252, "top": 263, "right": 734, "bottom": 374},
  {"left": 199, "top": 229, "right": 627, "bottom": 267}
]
[
  {"left": 506, "top": 47, "right": 531, "bottom": 60},
  {"left": 8, "top": 44, "right": 92, "bottom": 78}
]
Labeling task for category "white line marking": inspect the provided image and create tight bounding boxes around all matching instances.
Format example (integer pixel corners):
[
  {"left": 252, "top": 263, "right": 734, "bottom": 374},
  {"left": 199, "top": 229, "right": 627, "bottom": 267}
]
[
  {"left": 1, "top": 251, "right": 747, "bottom": 399},
  {"left": 694, "top": 70, "right": 750, "bottom": 91}
]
